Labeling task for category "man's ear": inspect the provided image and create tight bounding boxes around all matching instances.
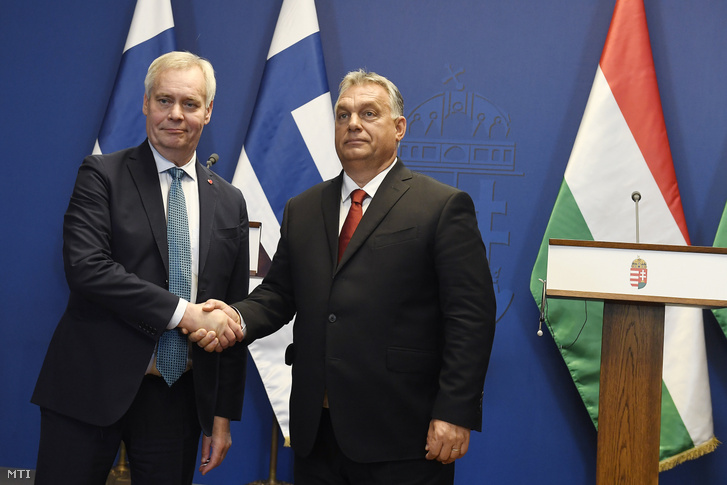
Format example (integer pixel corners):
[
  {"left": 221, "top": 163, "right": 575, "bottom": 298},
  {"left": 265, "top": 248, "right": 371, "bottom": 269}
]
[
  {"left": 205, "top": 100, "right": 214, "bottom": 125},
  {"left": 394, "top": 116, "right": 407, "bottom": 142}
]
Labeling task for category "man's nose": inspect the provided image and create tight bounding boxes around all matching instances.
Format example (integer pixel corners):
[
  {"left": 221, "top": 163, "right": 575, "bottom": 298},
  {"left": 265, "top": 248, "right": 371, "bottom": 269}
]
[
  {"left": 347, "top": 113, "right": 362, "bottom": 130},
  {"left": 168, "top": 103, "right": 183, "bottom": 119}
]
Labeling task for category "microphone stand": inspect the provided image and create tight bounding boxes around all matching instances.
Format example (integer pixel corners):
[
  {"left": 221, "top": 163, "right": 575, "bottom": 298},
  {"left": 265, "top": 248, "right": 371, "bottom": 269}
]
[{"left": 632, "top": 191, "right": 641, "bottom": 243}]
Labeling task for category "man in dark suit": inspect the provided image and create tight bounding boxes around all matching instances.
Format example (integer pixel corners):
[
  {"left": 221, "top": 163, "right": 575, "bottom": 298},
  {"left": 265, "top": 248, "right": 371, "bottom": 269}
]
[
  {"left": 200, "top": 70, "right": 496, "bottom": 484},
  {"left": 32, "top": 51, "right": 248, "bottom": 485}
]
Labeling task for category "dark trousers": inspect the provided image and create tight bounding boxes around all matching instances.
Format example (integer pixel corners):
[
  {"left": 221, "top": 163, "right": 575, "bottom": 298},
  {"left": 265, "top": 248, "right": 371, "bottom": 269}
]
[
  {"left": 36, "top": 372, "right": 200, "bottom": 485},
  {"left": 294, "top": 409, "right": 455, "bottom": 485}
]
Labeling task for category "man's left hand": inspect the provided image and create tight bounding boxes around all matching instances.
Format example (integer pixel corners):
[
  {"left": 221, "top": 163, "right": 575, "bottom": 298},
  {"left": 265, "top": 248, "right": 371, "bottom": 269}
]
[
  {"left": 199, "top": 416, "right": 232, "bottom": 475},
  {"left": 188, "top": 328, "right": 221, "bottom": 353},
  {"left": 424, "top": 419, "right": 470, "bottom": 464}
]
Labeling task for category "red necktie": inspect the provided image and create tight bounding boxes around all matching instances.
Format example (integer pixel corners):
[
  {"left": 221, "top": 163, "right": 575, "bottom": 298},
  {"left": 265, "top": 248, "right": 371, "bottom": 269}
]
[{"left": 338, "top": 189, "right": 366, "bottom": 262}]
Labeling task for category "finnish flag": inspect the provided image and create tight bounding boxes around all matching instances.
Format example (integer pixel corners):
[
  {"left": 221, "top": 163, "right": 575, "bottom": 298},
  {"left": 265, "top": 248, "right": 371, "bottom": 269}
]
[
  {"left": 93, "top": 0, "right": 175, "bottom": 155},
  {"left": 231, "top": 0, "right": 339, "bottom": 441}
]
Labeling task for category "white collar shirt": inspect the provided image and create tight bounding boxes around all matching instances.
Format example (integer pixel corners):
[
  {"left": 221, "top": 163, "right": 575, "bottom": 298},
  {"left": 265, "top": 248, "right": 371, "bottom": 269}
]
[{"left": 339, "top": 158, "right": 398, "bottom": 234}]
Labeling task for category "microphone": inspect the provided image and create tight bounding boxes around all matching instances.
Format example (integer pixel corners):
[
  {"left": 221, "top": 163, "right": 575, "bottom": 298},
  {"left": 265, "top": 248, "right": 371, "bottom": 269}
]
[
  {"left": 206, "top": 153, "right": 219, "bottom": 169},
  {"left": 631, "top": 191, "right": 641, "bottom": 243}
]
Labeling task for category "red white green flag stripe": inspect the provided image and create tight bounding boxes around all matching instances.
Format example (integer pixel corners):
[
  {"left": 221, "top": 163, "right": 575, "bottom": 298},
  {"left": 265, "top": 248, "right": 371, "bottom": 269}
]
[{"left": 530, "top": 0, "right": 716, "bottom": 470}]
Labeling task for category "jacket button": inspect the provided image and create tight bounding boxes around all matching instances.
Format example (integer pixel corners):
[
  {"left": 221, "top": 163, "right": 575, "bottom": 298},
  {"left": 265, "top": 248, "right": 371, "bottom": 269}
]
[{"left": 328, "top": 314, "right": 337, "bottom": 323}]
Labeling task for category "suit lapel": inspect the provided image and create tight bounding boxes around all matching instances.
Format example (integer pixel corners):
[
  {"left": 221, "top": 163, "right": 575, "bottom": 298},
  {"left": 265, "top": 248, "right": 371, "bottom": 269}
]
[
  {"left": 196, "top": 162, "right": 216, "bottom": 283},
  {"left": 127, "top": 141, "right": 169, "bottom": 272},
  {"left": 322, "top": 174, "right": 344, "bottom": 270},
  {"left": 336, "top": 160, "right": 412, "bottom": 270}
]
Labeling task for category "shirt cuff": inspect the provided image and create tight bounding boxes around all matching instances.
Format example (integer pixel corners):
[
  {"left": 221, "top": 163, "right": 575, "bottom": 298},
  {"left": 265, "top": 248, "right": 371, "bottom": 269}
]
[
  {"left": 231, "top": 305, "right": 247, "bottom": 339},
  {"left": 167, "top": 298, "right": 188, "bottom": 330}
]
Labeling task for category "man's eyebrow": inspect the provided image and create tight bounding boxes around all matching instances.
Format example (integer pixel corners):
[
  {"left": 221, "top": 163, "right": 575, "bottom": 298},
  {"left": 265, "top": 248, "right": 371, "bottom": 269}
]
[{"left": 337, "top": 99, "right": 381, "bottom": 111}]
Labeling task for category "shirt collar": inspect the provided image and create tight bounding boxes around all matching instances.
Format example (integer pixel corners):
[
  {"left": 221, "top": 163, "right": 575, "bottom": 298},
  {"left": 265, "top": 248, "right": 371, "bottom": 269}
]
[
  {"left": 149, "top": 141, "right": 197, "bottom": 181},
  {"left": 341, "top": 157, "right": 398, "bottom": 202}
]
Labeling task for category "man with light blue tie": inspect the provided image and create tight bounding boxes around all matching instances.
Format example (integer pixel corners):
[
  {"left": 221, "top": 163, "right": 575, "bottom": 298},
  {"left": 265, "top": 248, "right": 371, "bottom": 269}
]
[{"left": 32, "top": 51, "right": 249, "bottom": 485}]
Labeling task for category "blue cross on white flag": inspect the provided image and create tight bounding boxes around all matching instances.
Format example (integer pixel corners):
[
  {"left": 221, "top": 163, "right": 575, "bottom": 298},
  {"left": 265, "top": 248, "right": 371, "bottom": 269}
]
[
  {"left": 231, "top": 0, "right": 340, "bottom": 441},
  {"left": 93, "top": 0, "right": 175, "bottom": 155}
]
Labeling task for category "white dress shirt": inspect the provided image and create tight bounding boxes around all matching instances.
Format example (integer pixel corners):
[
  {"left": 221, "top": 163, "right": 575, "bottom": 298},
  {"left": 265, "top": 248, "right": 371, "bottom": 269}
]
[{"left": 339, "top": 158, "right": 397, "bottom": 233}]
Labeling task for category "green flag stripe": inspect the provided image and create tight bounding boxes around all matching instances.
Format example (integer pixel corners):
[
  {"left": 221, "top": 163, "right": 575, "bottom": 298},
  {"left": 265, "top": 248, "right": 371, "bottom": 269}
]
[
  {"left": 712, "top": 202, "right": 727, "bottom": 334},
  {"left": 531, "top": 180, "right": 698, "bottom": 457},
  {"left": 711, "top": 201, "right": 727, "bottom": 246},
  {"left": 531, "top": 181, "right": 603, "bottom": 425},
  {"left": 659, "top": 382, "right": 695, "bottom": 460},
  {"left": 530, "top": 179, "right": 593, "bottom": 305}
]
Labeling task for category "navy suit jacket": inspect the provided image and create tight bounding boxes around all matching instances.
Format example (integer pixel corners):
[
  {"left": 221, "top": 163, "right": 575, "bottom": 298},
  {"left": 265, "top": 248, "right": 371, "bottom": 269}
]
[
  {"left": 32, "top": 141, "right": 249, "bottom": 436},
  {"left": 234, "top": 160, "right": 496, "bottom": 462}
]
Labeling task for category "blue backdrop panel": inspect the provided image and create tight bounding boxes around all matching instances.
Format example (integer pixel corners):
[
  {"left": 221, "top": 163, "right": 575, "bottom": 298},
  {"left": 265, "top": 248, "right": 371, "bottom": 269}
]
[{"left": 2, "top": 1, "right": 727, "bottom": 484}]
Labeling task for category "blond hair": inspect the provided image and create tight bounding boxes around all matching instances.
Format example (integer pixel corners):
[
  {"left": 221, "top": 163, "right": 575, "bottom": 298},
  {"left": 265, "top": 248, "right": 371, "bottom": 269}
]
[{"left": 145, "top": 51, "right": 216, "bottom": 108}]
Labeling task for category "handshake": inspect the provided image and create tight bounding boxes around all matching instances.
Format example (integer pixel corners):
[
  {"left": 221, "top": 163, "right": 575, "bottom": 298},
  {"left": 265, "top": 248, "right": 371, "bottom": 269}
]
[{"left": 178, "top": 299, "right": 242, "bottom": 353}]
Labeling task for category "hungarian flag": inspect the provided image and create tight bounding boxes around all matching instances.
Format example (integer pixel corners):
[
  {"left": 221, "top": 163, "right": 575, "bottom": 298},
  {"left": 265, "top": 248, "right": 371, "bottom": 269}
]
[{"left": 530, "top": 0, "right": 716, "bottom": 470}]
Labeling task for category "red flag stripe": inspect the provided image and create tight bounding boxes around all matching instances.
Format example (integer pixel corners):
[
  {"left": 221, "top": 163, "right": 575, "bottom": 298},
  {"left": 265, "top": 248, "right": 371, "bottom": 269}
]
[{"left": 599, "top": 0, "right": 690, "bottom": 244}]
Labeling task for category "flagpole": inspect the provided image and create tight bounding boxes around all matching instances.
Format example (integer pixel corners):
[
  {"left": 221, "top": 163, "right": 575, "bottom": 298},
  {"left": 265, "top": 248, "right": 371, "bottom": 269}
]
[
  {"left": 246, "top": 418, "right": 292, "bottom": 485},
  {"left": 105, "top": 442, "right": 131, "bottom": 485}
]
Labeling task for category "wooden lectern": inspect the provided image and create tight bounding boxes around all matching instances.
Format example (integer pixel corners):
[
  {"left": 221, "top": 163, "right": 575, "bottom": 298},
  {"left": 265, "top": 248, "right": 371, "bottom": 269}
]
[{"left": 546, "top": 239, "right": 727, "bottom": 484}]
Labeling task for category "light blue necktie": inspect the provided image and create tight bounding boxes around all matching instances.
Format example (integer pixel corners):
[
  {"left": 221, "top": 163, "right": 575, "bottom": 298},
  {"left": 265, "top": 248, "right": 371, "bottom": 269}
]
[{"left": 157, "top": 167, "right": 191, "bottom": 386}]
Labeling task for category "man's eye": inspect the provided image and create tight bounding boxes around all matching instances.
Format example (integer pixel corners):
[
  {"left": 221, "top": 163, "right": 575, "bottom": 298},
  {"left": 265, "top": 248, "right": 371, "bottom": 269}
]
[{"left": 337, "top": 113, "right": 349, "bottom": 120}]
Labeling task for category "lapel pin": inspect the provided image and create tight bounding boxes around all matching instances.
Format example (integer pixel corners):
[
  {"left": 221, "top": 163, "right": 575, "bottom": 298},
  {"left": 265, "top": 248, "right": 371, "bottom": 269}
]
[{"left": 208, "top": 179, "right": 213, "bottom": 185}]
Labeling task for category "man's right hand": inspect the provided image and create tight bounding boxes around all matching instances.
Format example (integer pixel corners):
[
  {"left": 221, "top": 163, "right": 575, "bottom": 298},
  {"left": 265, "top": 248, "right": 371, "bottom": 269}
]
[
  {"left": 187, "top": 300, "right": 244, "bottom": 352},
  {"left": 177, "top": 302, "right": 243, "bottom": 351},
  {"left": 202, "top": 299, "right": 241, "bottom": 326}
]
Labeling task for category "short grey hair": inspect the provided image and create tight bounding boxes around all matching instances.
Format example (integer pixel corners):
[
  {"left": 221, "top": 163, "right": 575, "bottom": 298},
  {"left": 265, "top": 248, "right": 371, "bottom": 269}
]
[
  {"left": 144, "top": 51, "right": 216, "bottom": 108},
  {"left": 335, "top": 69, "right": 404, "bottom": 119}
]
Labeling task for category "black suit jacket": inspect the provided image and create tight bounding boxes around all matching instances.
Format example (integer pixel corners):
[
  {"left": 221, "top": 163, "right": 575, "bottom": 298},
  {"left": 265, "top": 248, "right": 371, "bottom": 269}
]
[
  {"left": 235, "top": 160, "right": 496, "bottom": 462},
  {"left": 32, "top": 141, "right": 249, "bottom": 436}
]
